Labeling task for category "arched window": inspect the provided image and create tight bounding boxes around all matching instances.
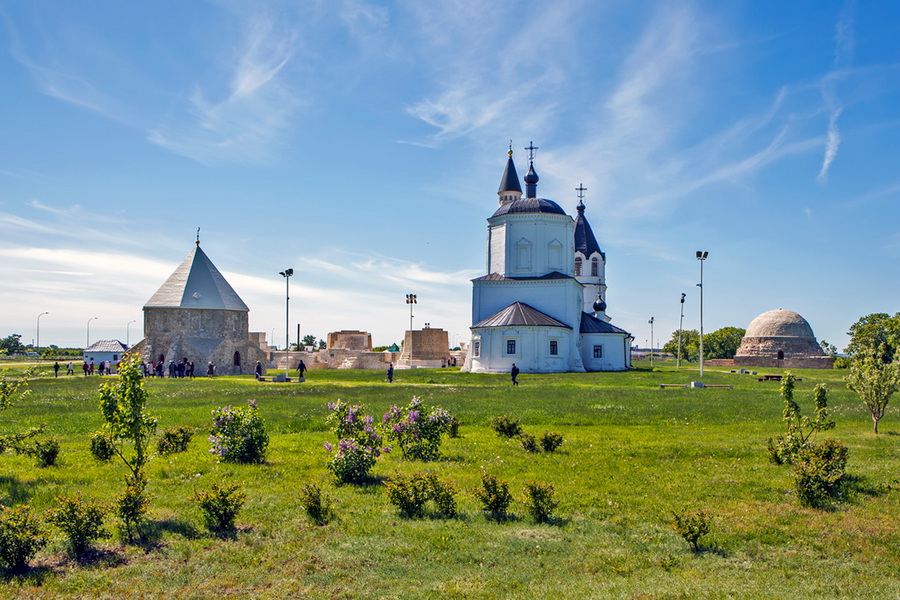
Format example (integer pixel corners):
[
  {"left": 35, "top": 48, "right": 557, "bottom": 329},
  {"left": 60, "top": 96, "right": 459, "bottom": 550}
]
[
  {"left": 233, "top": 351, "right": 241, "bottom": 366},
  {"left": 591, "top": 257, "right": 599, "bottom": 276},
  {"left": 777, "top": 350, "right": 784, "bottom": 360},
  {"left": 574, "top": 257, "right": 582, "bottom": 276}
]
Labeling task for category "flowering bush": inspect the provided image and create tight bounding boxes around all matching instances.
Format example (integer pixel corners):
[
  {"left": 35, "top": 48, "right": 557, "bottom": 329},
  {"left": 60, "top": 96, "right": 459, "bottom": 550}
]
[
  {"left": 382, "top": 397, "right": 455, "bottom": 461},
  {"left": 324, "top": 400, "right": 388, "bottom": 483},
  {"left": 208, "top": 400, "right": 269, "bottom": 464}
]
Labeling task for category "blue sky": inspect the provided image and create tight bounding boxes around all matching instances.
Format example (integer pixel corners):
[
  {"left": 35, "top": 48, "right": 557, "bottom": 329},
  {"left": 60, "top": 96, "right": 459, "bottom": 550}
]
[{"left": 1, "top": 0, "right": 898, "bottom": 352}]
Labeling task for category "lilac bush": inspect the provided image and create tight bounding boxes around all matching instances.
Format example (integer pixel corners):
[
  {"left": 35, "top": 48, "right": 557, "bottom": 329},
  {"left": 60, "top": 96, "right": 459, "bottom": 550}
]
[
  {"left": 208, "top": 399, "right": 269, "bottom": 464},
  {"left": 324, "top": 400, "right": 389, "bottom": 483},
  {"left": 382, "top": 397, "right": 455, "bottom": 461}
]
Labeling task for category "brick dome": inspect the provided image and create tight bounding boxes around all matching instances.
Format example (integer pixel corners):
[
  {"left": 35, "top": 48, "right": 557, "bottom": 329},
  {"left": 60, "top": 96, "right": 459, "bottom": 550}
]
[{"left": 735, "top": 309, "right": 824, "bottom": 359}]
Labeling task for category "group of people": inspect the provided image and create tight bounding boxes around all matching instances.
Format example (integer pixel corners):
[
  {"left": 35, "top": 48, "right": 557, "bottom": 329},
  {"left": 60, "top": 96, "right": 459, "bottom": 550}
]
[
  {"left": 74, "top": 358, "right": 119, "bottom": 376},
  {"left": 138, "top": 358, "right": 215, "bottom": 378},
  {"left": 52, "top": 361, "right": 75, "bottom": 376}
]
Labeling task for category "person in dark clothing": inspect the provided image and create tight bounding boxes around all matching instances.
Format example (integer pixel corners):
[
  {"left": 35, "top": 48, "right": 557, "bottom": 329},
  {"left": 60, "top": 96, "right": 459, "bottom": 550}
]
[
  {"left": 511, "top": 363, "right": 520, "bottom": 386},
  {"left": 53, "top": 362, "right": 60, "bottom": 377},
  {"left": 386, "top": 363, "right": 394, "bottom": 384},
  {"left": 296, "top": 360, "right": 306, "bottom": 379},
  {"left": 255, "top": 361, "right": 263, "bottom": 380}
]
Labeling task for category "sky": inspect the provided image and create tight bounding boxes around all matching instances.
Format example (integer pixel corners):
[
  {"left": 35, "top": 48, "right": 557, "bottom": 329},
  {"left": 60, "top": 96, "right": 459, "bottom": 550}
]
[{"left": 1, "top": 0, "right": 899, "bottom": 353}]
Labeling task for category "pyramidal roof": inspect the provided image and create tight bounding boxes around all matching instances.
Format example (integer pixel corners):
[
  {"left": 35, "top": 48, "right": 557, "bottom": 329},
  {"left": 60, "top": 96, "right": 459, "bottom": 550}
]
[
  {"left": 144, "top": 245, "right": 249, "bottom": 311},
  {"left": 574, "top": 201, "right": 604, "bottom": 258},
  {"left": 498, "top": 153, "right": 523, "bottom": 195},
  {"left": 473, "top": 302, "right": 571, "bottom": 329}
]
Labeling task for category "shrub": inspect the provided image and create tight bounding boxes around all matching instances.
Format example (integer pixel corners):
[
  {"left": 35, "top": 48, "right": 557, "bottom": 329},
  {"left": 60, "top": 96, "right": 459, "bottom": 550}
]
[
  {"left": 793, "top": 439, "right": 848, "bottom": 508},
  {"left": 157, "top": 426, "right": 194, "bottom": 455},
  {"left": 298, "top": 484, "right": 333, "bottom": 526},
  {"left": 766, "top": 437, "right": 783, "bottom": 465},
  {"left": 490, "top": 415, "right": 522, "bottom": 438},
  {"left": 448, "top": 416, "right": 460, "bottom": 438},
  {"left": 520, "top": 433, "right": 539, "bottom": 453},
  {"left": 385, "top": 473, "right": 430, "bottom": 518},
  {"left": 0, "top": 505, "right": 47, "bottom": 570},
  {"left": 523, "top": 481, "right": 558, "bottom": 524},
  {"left": 473, "top": 473, "right": 513, "bottom": 518},
  {"left": 385, "top": 472, "right": 458, "bottom": 518},
  {"left": 115, "top": 471, "right": 151, "bottom": 542},
  {"left": 209, "top": 400, "right": 269, "bottom": 464},
  {"left": 191, "top": 481, "right": 247, "bottom": 533},
  {"left": 540, "top": 432, "right": 564, "bottom": 453},
  {"left": 46, "top": 494, "right": 107, "bottom": 556},
  {"left": 672, "top": 509, "right": 711, "bottom": 551},
  {"left": 772, "top": 375, "right": 834, "bottom": 464},
  {"left": 90, "top": 432, "right": 116, "bottom": 462},
  {"left": 30, "top": 438, "right": 60, "bottom": 467},
  {"left": 324, "top": 400, "right": 388, "bottom": 483},
  {"left": 382, "top": 397, "right": 455, "bottom": 461}
]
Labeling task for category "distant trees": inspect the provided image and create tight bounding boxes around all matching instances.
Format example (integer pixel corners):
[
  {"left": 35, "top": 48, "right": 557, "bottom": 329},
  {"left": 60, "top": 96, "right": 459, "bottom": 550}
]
[
  {"left": 0, "top": 334, "right": 24, "bottom": 356},
  {"left": 846, "top": 313, "right": 900, "bottom": 363},
  {"left": 661, "top": 327, "right": 745, "bottom": 361},
  {"left": 301, "top": 335, "right": 318, "bottom": 348}
]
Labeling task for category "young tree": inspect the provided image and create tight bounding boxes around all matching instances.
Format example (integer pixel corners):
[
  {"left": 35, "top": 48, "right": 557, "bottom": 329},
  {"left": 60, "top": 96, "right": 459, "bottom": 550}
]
[
  {"left": 846, "top": 348, "right": 900, "bottom": 434},
  {"left": 0, "top": 368, "right": 49, "bottom": 456},
  {"left": 703, "top": 327, "right": 746, "bottom": 359},
  {"left": 770, "top": 372, "right": 834, "bottom": 463},
  {"left": 846, "top": 313, "right": 900, "bottom": 363}
]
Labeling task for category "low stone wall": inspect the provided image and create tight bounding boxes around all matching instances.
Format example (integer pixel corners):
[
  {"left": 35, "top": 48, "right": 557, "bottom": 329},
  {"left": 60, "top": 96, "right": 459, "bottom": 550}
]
[{"left": 733, "top": 356, "right": 835, "bottom": 369}]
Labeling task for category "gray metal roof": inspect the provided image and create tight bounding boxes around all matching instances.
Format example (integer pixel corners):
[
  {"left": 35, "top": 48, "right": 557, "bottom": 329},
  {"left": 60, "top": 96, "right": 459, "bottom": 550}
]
[
  {"left": 574, "top": 202, "right": 604, "bottom": 258},
  {"left": 473, "top": 302, "right": 571, "bottom": 329},
  {"left": 491, "top": 197, "right": 566, "bottom": 218},
  {"left": 84, "top": 339, "right": 128, "bottom": 353},
  {"left": 144, "top": 245, "right": 250, "bottom": 311},
  {"left": 473, "top": 271, "right": 574, "bottom": 282},
  {"left": 580, "top": 312, "right": 630, "bottom": 335}
]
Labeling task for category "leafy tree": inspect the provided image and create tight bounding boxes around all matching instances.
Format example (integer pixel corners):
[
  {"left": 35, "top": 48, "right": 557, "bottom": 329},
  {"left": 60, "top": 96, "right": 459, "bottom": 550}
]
[
  {"left": 703, "top": 327, "right": 746, "bottom": 360},
  {"left": 301, "top": 334, "right": 317, "bottom": 348},
  {"left": 318, "top": 340, "right": 326, "bottom": 350},
  {"left": 819, "top": 340, "right": 838, "bottom": 357},
  {"left": 846, "top": 348, "right": 900, "bottom": 434},
  {"left": 0, "top": 334, "right": 24, "bottom": 356},
  {"left": 0, "top": 368, "right": 48, "bottom": 456},
  {"left": 846, "top": 313, "right": 900, "bottom": 363},
  {"left": 662, "top": 329, "right": 700, "bottom": 362}
]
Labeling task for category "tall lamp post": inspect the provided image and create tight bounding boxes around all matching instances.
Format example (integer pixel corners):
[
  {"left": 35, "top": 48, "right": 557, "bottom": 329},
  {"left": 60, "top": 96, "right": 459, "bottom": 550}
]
[
  {"left": 676, "top": 293, "right": 686, "bottom": 368},
  {"left": 279, "top": 269, "right": 293, "bottom": 380},
  {"left": 406, "top": 294, "right": 417, "bottom": 331},
  {"left": 648, "top": 317, "right": 654, "bottom": 369},
  {"left": 696, "top": 251, "right": 708, "bottom": 378},
  {"left": 86, "top": 316, "right": 98, "bottom": 349},
  {"left": 36, "top": 312, "right": 49, "bottom": 356},
  {"left": 126, "top": 319, "right": 137, "bottom": 347}
]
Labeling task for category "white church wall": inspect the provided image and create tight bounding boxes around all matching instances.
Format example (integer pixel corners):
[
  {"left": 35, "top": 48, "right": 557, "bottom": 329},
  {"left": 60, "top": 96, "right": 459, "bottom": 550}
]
[
  {"left": 473, "top": 279, "right": 583, "bottom": 328},
  {"left": 467, "top": 326, "right": 580, "bottom": 373},
  {"left": 580, "top": 333, "right": 631, "bottom": 371}
]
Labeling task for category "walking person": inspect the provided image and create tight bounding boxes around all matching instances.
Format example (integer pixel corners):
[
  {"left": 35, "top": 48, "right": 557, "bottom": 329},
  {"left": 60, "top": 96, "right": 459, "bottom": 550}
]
[
  {"left": 511, "top": 363, "right": 520, "bottom": 386},
  {"left": 386, "top": 363, "right": 394, "bottom": 384},
  {"left": 66, "top": 362, "right": 74, "bottom": 375},
  {"left": 207, "top": 362, "right": 215, "bottom": 377},
  {"left": 53, "top": 362, "right": 60, "bottom": 377},
  {"left": 255, "top": 361, "right": 263, "bottom": 380},
  {"left": 296, "top": 359, "right": 306, "bottom": 381}
]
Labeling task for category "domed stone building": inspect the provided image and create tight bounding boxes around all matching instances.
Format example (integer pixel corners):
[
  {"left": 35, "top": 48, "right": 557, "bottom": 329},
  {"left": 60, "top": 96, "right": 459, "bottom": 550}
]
[{"left": 733, "top": 309, "right": 833, "bottom": 369}]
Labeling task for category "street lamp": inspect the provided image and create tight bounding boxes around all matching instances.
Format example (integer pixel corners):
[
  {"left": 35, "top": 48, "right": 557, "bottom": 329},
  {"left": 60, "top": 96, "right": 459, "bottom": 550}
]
[
  {"left": 279, "top": 269, "right": 294, "bottom": 380},
  {"left": 696, "top": 251, "right": 709, "bottom": 378},
  {"left": 406, "top": 294, "right": 417, "bottom": 331},
  {"left": 86, "top": 316, "right": 98, "bottom": 348},
  {"left": 676, "top": 293, "right": 686, "bottom": 368},
  {"left": 126, "top": 319, "right": 137, "bottom": 347},
  {"left": 648, "top": 317, "right": 654, "bottom": 369},
  {"left": 36, "top": 312, "right": 49, "bottom": 355}
]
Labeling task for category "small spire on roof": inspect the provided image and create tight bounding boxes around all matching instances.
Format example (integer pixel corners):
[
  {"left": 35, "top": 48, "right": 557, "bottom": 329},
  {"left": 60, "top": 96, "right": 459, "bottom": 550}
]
[
  {"left": 508, "top": 139, "right": 513, "bottom": 158},
  {"left": 196, "top": 227, "right": 201, "bottom": 246},
  {"left": 576, "top": 183, "right": 587, "bottom": 211}
]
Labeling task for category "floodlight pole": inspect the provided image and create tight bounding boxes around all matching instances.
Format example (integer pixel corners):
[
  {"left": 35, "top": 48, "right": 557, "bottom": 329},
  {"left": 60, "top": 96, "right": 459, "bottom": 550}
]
[
  {"left": 648, "top": 317, "right": 654, "bottom": 369},
  {"left": 126, "top": 319, "right": 137, "bottom": 347},
  {"left": 406, "top": 293, "right": 417, "bottom": 331},
  {"left": 36, "top": 312, "right": 49, "bottom": 356},
  {"left": 696, "top": 251, "right": 708, "bottom": 378},
  {"left": 280, "top": 269, "right": 294, "bottom": 380},
  {"left": 676, "top": 293, "right": 686, "bottom": 368},
  {"left": 86, "top": 316, "right": 98, "bottom": 349}
]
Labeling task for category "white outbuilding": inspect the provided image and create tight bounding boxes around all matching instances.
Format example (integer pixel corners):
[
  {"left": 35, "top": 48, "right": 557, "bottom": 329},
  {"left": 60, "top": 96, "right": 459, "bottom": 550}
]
[{"left": 463, "top": 146, "right": 632, "bottom": 373}]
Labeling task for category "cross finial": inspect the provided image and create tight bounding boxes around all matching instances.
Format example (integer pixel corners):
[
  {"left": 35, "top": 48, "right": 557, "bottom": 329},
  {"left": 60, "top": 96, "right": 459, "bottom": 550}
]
[
  {"left": 525, "top": 141, "right": 539, "bottom": 162},
  {"left": 508, "top": 139, "right": 513, "bottom": 158},
  {"left": 576, "top": 183, "right": 587, "bottom": 202},
  {"left": 196, "top": 227, "right": 201, "bottom": 246}
]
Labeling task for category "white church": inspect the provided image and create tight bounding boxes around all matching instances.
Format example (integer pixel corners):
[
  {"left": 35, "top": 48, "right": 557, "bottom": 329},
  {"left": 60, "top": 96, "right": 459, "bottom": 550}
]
[{"left": 463, "top": 144, "right": 633, "bottom": 373}]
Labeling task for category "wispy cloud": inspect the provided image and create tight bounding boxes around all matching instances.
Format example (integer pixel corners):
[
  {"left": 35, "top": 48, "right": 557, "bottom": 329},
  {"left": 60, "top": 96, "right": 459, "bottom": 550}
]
[{"left": 818, "top": 2, "right": 855, "bottom": 182}]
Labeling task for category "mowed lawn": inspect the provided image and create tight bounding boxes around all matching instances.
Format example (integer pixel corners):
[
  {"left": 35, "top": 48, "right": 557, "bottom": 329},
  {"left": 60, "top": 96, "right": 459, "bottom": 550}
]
[{"left": 0, "top": 363, "right": 897, "bottom": 599}]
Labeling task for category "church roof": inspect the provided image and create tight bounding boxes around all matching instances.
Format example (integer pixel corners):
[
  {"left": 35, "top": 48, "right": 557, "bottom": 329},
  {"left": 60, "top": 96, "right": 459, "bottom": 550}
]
[
  {"left": 473, "top": 302, "right": 572, "bottom": 329},
  {"left": 498, "top": 154, "right": 522, "bottom": 194},
  {"left": 144, "top": 245, "right": 250, "bottom": 311},
  {"left": 472, "top": 271, "right": 574, "bottom": 282},
  {"left": 491, "top": 197, "right": 567, "bottom": 218},
  {"left": 580, "top": 312, "right": 631, "bottom": 335},
  {"left": 574, "top": 201, "right": 604, "bottom": 257}
]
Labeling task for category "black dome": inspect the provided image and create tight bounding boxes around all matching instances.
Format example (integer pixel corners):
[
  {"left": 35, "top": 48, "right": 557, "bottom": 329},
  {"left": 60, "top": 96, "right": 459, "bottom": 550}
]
[
  {"left": 492, "top": 197, "right": 566, "bottom": 217},
  {"left": 593, "top": 298, "right": 607, "bottom": 312}
]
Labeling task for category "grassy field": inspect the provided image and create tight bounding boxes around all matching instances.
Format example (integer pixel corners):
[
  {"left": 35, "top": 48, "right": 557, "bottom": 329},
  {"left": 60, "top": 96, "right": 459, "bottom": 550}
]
[{"left": 0, "top": 362, "right": 897, "bottom": 599}]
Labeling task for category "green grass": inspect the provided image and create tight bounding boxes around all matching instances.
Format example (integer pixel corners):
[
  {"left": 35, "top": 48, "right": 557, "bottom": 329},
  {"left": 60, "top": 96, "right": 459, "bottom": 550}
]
[{"left": 0, "top": 362, "right": 897, "bottom": 599}]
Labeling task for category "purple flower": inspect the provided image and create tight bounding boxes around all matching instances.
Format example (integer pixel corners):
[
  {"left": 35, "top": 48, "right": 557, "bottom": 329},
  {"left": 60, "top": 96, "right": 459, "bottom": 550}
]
[
  {"left": 323, "top": 441, "right": 333, "bottom": 452},
  {"left": 248, "top": 399, "right": 258, "bottom": 408}
]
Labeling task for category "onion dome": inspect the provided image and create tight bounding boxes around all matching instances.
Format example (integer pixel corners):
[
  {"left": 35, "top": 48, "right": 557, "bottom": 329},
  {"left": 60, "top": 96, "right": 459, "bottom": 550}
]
[
  {"left": 524, "top": 162, "right": 539, "bottom": 198},
  {"left": 593, "top": 296, "right": 607, "bottom": 312}
]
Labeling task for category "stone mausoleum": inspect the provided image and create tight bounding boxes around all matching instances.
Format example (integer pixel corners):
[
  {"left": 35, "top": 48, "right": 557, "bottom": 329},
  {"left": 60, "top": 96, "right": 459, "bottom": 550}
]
[
  {"left": 733, "top": 309, "right": 833, "bottom": 369},
  {"left": 134, "top": 241, "right": 267, "bottom": 375}
]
